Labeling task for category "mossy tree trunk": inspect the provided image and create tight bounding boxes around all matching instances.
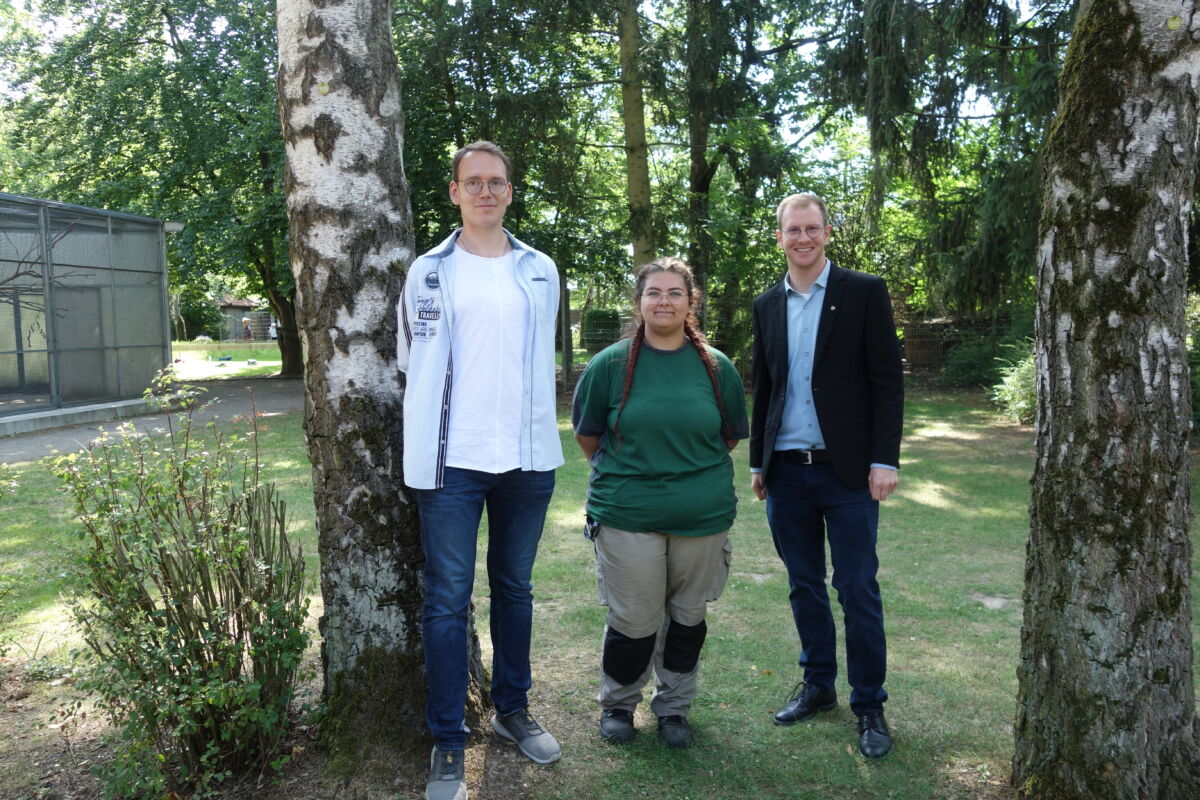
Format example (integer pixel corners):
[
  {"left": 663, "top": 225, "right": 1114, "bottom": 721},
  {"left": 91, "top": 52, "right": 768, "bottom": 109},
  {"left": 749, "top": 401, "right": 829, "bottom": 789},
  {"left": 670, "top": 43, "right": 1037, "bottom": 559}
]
[
  {"left": 1014, "top": 3, "right": 1200, "bottom": 798},
  {"left": 618, "top": 0, "right": 655, "bottom": 267},
  {"left": 276, "top": 0, "right": 486, "bottom": 767}
]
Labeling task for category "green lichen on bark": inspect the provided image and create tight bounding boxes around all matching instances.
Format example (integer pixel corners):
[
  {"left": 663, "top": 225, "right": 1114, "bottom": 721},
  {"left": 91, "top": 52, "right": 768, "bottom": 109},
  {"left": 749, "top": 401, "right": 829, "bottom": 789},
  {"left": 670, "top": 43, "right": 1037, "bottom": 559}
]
[{"left": 1045, "top": 1, "right": 1140, "bottom": 178}]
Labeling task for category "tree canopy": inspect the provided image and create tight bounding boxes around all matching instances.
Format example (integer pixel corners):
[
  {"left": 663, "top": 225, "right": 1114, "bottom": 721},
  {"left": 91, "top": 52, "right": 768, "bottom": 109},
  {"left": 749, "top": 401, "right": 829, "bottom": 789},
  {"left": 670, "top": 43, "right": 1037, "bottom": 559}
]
[{"left": 1, "top": 0, "right": 1097, "bottom": 337}]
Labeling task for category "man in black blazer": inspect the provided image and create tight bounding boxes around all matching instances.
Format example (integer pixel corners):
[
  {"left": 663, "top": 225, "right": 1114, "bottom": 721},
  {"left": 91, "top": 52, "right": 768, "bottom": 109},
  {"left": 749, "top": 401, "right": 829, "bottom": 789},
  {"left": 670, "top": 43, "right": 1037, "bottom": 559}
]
[{"left": 749, "top": 192, "right": 903, "bottom": 759}]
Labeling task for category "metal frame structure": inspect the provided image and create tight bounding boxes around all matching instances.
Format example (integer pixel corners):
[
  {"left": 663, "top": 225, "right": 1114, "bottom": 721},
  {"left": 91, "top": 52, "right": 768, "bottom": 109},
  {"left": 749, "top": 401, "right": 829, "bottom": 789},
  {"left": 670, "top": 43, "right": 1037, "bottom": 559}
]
[{"left": 0, "top": 192, "right": 171, "bottom": 416}]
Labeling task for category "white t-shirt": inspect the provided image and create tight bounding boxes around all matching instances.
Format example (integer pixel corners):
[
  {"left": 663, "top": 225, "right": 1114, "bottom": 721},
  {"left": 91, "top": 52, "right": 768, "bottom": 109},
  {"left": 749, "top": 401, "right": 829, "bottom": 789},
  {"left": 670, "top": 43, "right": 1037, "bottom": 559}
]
[{"left": 445, "top": 246, "right": 528, "bottom": 473}]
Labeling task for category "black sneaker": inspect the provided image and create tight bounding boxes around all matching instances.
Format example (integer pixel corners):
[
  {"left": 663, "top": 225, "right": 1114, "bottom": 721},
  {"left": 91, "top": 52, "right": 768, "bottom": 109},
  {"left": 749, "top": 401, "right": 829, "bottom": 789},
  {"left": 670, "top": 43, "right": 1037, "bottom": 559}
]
[
  {"left": 426, "top": 746, "right": 467, "bottom": 800},
  {"left": 599, "top": 708, "right": 635, "bottom": 743},
  {"left": 656, "top": 715, "right": 692, "bottom": 749}
]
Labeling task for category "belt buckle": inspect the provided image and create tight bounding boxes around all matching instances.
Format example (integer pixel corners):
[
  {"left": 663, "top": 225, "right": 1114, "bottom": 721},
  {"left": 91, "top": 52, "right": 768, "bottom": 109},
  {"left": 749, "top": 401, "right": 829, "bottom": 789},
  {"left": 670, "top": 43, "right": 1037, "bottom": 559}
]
[{"left": 799, "top": 450, "right": 813, "bottom": 465}]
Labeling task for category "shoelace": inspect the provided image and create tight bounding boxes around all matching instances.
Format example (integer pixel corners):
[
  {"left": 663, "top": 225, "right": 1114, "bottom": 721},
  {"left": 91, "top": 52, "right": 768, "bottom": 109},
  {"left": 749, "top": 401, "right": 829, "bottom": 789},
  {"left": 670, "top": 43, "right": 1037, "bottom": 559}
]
[
  {"left": 859, "top": 713, "right": 884, "bottom": 733},
  {"left": 436, "top": 751, "right": 461, "bottom": 778},
  {"left": 511, "top": 710, "right": 544, "bottom": 735}
]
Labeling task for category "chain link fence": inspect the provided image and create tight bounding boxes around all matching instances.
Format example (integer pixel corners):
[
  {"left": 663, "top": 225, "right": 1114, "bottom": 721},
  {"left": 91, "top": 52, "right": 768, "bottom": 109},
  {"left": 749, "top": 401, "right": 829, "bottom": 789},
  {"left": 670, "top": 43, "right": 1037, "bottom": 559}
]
[{"left": 0, "top": 193, "right": 170, "bottom": 417}]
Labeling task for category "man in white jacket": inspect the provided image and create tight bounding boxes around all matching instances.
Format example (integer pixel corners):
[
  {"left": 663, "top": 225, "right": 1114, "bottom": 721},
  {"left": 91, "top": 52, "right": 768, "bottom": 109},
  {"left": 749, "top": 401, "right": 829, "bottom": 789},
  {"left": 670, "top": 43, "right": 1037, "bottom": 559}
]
[{"left": 397, "top": 141, "right": 564, "bottom": 800}]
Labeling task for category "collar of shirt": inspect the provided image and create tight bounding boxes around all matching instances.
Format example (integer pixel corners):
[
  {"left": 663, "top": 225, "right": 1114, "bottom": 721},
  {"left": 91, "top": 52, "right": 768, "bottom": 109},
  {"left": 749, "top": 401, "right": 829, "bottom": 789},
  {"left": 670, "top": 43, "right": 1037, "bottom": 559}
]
[{"left": 784, "top": 259, "right": 831, "bottom": 298}]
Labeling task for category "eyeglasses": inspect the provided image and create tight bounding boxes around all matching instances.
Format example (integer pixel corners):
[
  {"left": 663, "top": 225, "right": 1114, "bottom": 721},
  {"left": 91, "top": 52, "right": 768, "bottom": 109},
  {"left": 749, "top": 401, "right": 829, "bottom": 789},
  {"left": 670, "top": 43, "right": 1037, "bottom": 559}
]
[
  {"left": 457, "top": 178, "right": 509, "bottom": 195},
  {"left": 783, "top": 225, "right": 826, "bottom": 240},
  {"left": 643, "top": 289, "right": 687, "bottom": 301}
]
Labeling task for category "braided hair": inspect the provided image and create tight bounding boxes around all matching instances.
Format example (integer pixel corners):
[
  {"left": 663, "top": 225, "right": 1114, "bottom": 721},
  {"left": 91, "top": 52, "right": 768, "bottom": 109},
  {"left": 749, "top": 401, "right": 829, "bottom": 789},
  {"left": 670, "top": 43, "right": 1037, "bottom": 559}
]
[{"left": 612, "top": 257, "right": 731, "bottom": 443}]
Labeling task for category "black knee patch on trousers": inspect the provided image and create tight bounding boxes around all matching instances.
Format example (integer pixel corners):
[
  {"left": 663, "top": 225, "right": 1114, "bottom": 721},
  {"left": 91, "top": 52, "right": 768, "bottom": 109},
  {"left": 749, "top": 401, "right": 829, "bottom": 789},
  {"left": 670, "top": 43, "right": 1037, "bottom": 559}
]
[
  {"left": 603, "top": 627, "right": 657, "bottom": 686},
  {"left": 662, "top": 618, "right": 707, "bottom": 674}
]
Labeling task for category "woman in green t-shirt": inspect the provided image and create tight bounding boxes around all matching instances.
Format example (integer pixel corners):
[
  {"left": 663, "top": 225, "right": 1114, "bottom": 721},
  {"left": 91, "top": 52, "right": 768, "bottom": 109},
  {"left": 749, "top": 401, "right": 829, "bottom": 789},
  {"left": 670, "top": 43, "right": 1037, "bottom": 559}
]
[{"left": 571, "top": 257, "right": 749, "bottom": 748}]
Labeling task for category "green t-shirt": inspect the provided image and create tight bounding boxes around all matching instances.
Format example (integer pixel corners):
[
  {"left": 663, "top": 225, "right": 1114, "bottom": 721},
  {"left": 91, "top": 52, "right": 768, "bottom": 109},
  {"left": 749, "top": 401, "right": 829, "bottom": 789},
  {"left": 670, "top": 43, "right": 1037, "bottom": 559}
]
[{"left": 571, "top": 338, "right": 749, "bottom": 536}]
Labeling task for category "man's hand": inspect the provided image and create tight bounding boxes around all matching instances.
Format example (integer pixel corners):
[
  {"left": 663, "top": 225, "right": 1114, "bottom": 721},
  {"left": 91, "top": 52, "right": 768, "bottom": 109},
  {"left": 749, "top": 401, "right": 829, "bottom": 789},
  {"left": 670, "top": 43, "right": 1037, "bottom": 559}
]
[
  {"left": 751, "top": 472, "right": 766, "bottom": 501},
  {"left": 869, "top": 467, "right": 898, "bottom": 501}
]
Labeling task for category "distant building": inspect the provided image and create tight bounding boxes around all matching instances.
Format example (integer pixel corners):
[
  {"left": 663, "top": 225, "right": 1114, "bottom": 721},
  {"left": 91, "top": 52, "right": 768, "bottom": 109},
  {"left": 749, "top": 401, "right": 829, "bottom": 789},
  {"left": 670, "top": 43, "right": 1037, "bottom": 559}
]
[{"left": 216, "top": 297, "right": 272, "bottom": 341}]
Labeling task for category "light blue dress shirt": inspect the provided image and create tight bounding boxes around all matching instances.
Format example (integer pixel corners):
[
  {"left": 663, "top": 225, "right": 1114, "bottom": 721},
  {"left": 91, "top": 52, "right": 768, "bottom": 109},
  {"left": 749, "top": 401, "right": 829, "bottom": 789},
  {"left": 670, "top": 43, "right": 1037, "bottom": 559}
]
[{"left": 774, "top": 262, "right": 830, "bottom": 452}]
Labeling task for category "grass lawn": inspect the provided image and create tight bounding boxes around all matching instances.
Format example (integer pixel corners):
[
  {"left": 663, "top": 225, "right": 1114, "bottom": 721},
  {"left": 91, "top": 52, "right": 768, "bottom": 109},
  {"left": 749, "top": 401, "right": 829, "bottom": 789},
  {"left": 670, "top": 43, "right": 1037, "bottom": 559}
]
[
  {"left": 168, "top": 342, "right": 593, "bottom": 382},
  {"left": 172, "top": 339, "right": 286, "bottom": 379},
  {"left": 1, "top": 389, "right": 1198, "bottom": 799}
]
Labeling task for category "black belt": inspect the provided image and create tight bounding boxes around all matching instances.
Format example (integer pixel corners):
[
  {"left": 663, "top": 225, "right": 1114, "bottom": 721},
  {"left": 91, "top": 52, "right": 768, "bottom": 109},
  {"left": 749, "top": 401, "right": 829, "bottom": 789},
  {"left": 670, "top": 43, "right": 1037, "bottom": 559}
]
[{"left": 775, "top": 449, "right": 832, "bottom": 465}]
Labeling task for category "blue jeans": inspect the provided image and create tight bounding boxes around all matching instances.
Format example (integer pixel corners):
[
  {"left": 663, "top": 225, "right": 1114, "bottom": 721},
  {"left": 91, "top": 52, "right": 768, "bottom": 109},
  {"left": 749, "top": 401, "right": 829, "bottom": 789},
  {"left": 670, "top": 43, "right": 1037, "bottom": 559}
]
[
  {"left": 765, "top": 460, "right": 887, "bottom": 712},
  {"left": 416, "top": 466, "right": 556, "bottom": 749}
]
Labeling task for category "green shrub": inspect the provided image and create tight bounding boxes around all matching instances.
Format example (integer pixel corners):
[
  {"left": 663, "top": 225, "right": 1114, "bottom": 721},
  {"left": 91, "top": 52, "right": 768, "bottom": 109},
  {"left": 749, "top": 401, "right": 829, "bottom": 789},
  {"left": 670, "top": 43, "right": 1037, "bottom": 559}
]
[
  {"left": 0, "top": 570, "right": 16, "bottom": 670},
  {"left": 50, "top": 380, "right": 309, "bottom": 798},
  {"left": 1190, "top": 346, "right": 1200, "bottom": 430},
  {"left": 941, "top": 336, "right": 1002, "bottom": 387},
  {"left": 177, "top": 288, "right": 226, "bottom": 340},
  {"left": 581, "top": 308, "right": 621, "bottom": 353},
  {"left": 992, "top": 346, "right": 1037, "bottom": 425}
]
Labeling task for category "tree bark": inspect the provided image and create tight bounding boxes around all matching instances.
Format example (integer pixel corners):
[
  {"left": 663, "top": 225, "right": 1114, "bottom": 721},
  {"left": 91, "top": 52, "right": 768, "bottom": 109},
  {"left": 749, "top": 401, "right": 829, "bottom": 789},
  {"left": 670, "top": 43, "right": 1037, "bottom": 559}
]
[
  {"left": 618, "top": 0, "right": 655, "bottom": 267},
  {"left": 1014, "top": 3, "right": 1200, "bottom": 798},
  {"left": 684, "top": 0, "right": 719, "bottom": 311},
  {"left": 276, "top": 0, "right": 427, "bottom": 767}
]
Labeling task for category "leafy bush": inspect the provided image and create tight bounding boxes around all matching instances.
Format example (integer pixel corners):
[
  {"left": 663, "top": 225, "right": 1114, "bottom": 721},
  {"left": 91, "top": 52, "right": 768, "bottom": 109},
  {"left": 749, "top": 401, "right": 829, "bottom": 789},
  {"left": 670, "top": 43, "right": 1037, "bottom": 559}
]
[
  {"left": 0, "top": 570, "right": 16, "bottom": 670},
  {"left": 1187, "top": 296, "right": 1200, "bottom": 430},
  {"left": 177, "top": 287, "right": 226, "bottom": 340},
  {"left": 50, "top": 379, "right": 309, "bottom": 798},
  {"left": 1190, "top": 346, "right": 1200, "bottom": 430},
  {"left": 993, "top": 345, "right": 1037, "bottom": 425},
  {"left": 581, "top": 308, "right": 621, "bottom": 353},
  {"left": 941, "top": 336, "right": 1002, "bottom": 387}
]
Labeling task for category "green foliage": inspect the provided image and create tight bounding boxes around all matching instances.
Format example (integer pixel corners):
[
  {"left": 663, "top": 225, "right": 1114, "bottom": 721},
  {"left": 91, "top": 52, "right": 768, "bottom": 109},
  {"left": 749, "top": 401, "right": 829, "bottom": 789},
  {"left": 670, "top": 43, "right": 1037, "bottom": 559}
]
[
  {"left": 941, "top": 335, "right": 1003, "bottom": 387},
  {"left": 0, "top": 568, "right": 16, "bottom": 669},
  {"left": 0, "top": 462, "right": 14, "bottom": 502},
  {"left": 993, "top": 345, "right": 1037, "bottom": 425},
  {"left": 0, "top": 468, "right": 16, "bottom": 670},
  {"left": 938, "top": 306, "right": 1035, "bottom": 387},
  {"left": 49, "top": 377, "right": 309, "bottom": 798},
  {"left": 176, "top": 288, "right": 225, "bottom": 341},
  {"left": 581, "top": 308, "right": 620, "bottom": 354},
  {"left": 2, "top": 0, "right": 292, "bottom": 328},
  {"left": 1187, "top": 296, "right": 1200, "bottom": 429}
]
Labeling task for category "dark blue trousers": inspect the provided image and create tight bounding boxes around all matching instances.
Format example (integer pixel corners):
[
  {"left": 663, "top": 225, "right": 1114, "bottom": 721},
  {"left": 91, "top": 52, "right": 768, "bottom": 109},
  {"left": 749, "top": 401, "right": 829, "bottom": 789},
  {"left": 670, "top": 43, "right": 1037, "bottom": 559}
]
[{"left": 765, "top": 460, "right": 888, "bottom": 712}]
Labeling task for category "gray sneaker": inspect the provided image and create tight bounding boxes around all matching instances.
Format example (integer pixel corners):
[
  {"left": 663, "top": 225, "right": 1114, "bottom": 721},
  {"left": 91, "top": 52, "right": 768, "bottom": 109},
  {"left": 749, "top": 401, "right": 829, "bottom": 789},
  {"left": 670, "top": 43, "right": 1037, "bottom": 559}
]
[
  {"left": 491, "top": 708, "right": 562, "bottom": 764},
  {"left": 426, "top": 746, "right": 468, "bottom": 800}
]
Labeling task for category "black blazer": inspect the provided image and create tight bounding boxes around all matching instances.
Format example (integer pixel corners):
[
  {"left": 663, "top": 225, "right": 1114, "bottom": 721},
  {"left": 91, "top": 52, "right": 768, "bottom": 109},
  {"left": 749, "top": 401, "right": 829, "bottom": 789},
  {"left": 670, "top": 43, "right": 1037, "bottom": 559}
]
[{"left": 749, "top": 263, "right": 904, "bottom": 489}]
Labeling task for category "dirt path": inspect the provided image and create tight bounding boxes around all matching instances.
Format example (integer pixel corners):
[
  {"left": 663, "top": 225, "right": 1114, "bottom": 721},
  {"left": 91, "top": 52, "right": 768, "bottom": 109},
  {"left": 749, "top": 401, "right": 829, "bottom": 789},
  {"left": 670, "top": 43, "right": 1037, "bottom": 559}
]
[{"left": 0, "top": 378, "right": 304, "bottom": 465}]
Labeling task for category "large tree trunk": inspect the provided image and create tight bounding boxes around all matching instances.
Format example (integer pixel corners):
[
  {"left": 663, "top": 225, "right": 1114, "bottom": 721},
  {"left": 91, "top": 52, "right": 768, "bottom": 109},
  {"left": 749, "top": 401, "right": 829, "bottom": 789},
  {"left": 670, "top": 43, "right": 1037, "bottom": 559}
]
[
  {"left": 276, "top": 0, "right": 425, "bottom": 765},
  {"left": 1014, "top": 3, "right": 1200, "bottom": 798},
  {"left": 256, "top": 144, "right": 305, "bottom": 378},
  {"left": 618, "top": 0, "right": 654, "bottom": 267},
  {"left": 684, "top": 0, "right": 718, "bottom": 312}
]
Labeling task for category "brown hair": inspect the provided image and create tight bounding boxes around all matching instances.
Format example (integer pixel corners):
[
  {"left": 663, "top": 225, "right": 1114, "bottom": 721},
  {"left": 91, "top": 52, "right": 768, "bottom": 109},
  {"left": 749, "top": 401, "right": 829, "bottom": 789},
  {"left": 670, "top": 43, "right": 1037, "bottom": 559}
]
[
  {"left": 612, "top": 257, "right": 730, "bottom": 443},
  {"left": 451, "top": 140, "right": 512, "bottom": 182},
  {"left": 775, "top": 192, "right": 829, "bottom": 228}
]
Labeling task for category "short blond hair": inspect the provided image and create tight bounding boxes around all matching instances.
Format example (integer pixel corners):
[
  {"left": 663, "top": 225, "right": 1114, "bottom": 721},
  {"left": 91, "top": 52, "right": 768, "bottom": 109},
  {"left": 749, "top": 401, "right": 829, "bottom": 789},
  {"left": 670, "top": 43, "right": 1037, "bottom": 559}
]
[
  {"left": 776, "top": 192, "right": 828, "bottom": 229},
  {"left": 451, "top": 140, "right": 512, "bottom": 182}
]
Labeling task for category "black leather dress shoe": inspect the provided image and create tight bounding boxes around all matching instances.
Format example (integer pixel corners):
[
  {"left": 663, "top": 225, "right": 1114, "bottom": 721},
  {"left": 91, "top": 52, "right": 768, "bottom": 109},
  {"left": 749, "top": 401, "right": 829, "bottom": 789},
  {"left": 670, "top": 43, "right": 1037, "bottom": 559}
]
[
  {"left": 857, "top": 709, "right": 893, "bottom": 758},
  {"left": 773, "top": 682, "right": 838, "bottom": 725}
]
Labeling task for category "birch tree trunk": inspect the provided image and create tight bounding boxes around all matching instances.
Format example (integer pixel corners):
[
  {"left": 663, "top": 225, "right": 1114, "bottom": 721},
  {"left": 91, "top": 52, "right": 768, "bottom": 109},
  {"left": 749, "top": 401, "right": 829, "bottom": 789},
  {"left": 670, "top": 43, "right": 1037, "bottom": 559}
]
[
  {"left": 1014, "top": 3, "right": 1200, "bottom": 797},
  {"left": 276, "top": 0, "right": 424, "bottom": 764}
]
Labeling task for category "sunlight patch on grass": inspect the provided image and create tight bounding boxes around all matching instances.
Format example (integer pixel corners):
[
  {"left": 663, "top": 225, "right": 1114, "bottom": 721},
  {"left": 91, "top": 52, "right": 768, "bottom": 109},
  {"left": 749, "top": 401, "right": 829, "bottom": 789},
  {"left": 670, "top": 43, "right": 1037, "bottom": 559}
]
[
  {"left": 909, "top": 421, "right": 987, "bottom": 441},
  {"left": 10, "top": 601, "right": 81, "bottom": 658},
  {"left": 902, "top": 478, "right": 957, "bottom": 509}
]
